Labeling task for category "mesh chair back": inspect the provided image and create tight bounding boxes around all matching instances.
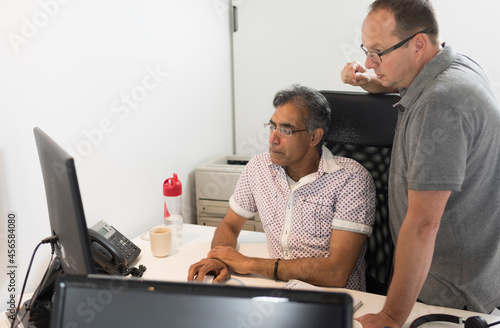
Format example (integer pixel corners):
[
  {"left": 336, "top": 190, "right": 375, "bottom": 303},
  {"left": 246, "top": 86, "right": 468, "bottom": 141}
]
[{"left": 321, "top": 90, "right": 400, "bottom": 295}]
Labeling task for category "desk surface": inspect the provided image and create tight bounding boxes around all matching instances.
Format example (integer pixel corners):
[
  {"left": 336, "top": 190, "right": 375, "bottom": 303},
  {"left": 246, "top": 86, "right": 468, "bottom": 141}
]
[
  {"left": 133, "top": 224, "right": 499, "bottom": 328},
  {"left": 3, "top": 223, "right": 498, "bottom": 328}
]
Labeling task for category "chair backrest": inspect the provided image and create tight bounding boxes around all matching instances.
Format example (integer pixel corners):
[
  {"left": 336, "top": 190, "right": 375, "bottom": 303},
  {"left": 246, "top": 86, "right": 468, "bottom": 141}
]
[{"left": 320, "top": 90, "right": 400, "bottom": 295}]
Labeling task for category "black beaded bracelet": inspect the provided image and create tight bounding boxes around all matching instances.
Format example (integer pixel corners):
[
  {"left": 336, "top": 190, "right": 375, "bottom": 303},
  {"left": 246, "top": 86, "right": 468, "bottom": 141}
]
[{"left": 274, "top": 259, "right": 281, "bottom": 281}]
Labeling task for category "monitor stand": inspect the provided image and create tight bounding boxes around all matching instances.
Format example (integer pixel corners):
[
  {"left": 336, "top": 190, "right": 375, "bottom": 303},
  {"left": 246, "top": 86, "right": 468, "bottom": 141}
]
[{"left": 10, "top": 258, "right": 63, "bottom": 328}]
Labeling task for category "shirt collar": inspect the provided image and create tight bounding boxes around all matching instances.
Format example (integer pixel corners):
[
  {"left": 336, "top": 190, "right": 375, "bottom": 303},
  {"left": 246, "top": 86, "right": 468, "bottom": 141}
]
[
  {"left": 397, "top": 43, "right": 456, "bottom": 110},
  {"left": 320, "top": 145, "right": 343, "bottom": 174}
]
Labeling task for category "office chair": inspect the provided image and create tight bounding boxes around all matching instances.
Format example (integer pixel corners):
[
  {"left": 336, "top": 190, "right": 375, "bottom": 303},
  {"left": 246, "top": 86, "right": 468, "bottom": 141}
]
[{"left": 320, "top": 90, "right": 400, "bottom": 295}]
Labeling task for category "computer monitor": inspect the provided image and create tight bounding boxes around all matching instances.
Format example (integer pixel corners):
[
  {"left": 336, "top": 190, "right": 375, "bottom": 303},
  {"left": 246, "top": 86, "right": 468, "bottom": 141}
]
[
  {"left": 33, "top": 127, "right": 95, "bottom": 276},
  {"left": 51, "top": 275, "right": 354, "bottom": 328},
  {"left": 15, "top": 128, "right": 96, "bottom": 326}
]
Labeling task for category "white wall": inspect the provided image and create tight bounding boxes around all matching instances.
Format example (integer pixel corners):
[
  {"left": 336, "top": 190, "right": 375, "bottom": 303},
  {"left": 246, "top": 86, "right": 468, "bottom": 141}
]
[
  {"left": 233, "top": 0, "right": 500, "bottom": 156},
  {"left": 1, "top": 0, "right": 499, "bottom": 314},
  {"left": 0, "top": 0, "right": 233, "bottom": 309}
]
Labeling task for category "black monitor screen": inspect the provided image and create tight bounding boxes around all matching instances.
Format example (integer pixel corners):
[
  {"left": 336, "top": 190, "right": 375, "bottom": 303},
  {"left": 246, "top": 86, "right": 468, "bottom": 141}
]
[
  {"left": 51, "top": 275, "right": 353, "bottom": 328},
  {"left": 34, "top": 127, "right": 95, "bottom": 275}
]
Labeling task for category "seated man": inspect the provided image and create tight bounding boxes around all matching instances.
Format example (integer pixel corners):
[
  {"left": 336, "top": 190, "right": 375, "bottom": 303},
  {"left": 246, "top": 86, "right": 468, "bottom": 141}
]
[{"left": 188, "top": 85, "right": 376, "bottom": 291}]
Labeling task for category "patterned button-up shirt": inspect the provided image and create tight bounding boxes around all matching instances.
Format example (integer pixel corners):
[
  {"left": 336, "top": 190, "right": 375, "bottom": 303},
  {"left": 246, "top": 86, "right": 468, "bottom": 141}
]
[{"left": 229, "top": 146, "right": 375, "bottom": 291}]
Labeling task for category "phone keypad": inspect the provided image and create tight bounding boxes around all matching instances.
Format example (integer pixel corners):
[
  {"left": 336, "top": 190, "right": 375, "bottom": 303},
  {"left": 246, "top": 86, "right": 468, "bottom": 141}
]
[{"left": 109, "top": 232, "right": 140, "bottom": 262}]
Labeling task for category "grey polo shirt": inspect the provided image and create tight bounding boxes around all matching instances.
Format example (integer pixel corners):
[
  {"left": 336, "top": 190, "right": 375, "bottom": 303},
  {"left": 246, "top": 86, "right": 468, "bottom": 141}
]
[{"left": 389, "top": 44, "right": 500, "bottom": 313}]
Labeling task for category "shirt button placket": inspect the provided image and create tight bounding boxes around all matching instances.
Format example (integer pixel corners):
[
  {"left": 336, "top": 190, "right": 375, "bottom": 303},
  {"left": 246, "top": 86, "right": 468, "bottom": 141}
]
[{"left": 282, "top": 194, "right": 294, "bottom": 260}]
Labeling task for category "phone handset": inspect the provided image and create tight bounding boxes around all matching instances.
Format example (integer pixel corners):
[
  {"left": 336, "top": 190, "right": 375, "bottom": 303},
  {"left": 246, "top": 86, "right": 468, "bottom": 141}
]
[{"left": 88, "top": 221, "right": 141, "bottom": 274}]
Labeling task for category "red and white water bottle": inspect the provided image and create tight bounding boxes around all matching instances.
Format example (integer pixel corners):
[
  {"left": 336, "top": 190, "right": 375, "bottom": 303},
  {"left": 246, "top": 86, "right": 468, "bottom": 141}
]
[{"left": 163, "top": 173, "right": 183, "bottom": 247}]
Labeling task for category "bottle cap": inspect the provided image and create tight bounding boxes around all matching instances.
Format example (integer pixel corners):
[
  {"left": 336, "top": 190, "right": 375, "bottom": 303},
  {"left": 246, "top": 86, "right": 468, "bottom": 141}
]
[{"left": 163, "top": 173, "right": 182, "bottom": 196}]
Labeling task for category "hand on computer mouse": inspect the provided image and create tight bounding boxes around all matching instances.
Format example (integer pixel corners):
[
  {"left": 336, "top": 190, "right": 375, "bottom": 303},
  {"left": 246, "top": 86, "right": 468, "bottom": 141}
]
[{"left": 187, "top": 258, "right": 230, "bottom": 283}]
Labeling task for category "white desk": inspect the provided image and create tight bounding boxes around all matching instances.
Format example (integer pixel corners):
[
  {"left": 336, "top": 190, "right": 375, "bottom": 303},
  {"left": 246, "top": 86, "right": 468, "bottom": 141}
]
[
  {"left": 133, "top": 223, "right": 499, "bottom": 328},
  {"left": 3, "top": 224, "right": 498, "bottom": 328}
]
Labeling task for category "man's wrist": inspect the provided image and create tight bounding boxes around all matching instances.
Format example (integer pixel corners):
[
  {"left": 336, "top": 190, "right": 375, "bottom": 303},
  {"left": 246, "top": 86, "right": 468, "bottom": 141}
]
[
  {"left": 380, "top": 304, "right": 407, "bottom": 327},
  {"left": 239, "top": 257, "right": 270, "bottom": 277}
]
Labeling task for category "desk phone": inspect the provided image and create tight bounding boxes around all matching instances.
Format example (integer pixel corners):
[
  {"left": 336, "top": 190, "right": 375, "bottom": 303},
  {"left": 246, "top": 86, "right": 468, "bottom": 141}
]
[{"left": 89, "top": 220, "right": 141, "bottom": 274}]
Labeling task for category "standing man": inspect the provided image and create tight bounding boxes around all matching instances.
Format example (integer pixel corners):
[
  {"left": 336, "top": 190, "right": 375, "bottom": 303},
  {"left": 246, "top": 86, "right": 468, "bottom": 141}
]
[
  {"left": 188, "top": 85, "right": 376, "bottom": 291},
  {"left": 341, "top": 0, "right": 500, "bottom": 326}
]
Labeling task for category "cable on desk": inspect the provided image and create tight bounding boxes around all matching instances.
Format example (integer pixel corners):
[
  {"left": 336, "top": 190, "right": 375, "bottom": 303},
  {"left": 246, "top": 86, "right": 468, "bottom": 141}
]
[
  {"left": 113, "top": 263, "right": 147, "bottom": 277},
  {"left": 10, "top": 236, "right": 58, "bottom": 328}
]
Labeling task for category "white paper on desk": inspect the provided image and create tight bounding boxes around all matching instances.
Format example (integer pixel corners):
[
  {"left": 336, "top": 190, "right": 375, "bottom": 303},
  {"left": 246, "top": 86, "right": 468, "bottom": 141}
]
[{"left": 283, "top": 279, "right": 363, "bottom": 312}]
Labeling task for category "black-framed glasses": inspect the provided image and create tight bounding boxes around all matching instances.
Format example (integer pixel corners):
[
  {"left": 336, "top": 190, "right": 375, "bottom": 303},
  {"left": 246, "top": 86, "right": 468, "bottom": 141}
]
[
  {"left": 264, "top": 123, "right": 307, "bottom": 137},
  {"left": 361, "top": 27, "right": 432, "bottom": 64}
]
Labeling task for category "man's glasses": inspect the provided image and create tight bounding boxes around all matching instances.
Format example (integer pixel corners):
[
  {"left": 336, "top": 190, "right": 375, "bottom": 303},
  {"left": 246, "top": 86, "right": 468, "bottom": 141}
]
[
  {"left": 264, "top": 123, "right": 307, "bottom": 137},
  {"left": 361, "top": 27, "right": 432, "bottom": 65}
]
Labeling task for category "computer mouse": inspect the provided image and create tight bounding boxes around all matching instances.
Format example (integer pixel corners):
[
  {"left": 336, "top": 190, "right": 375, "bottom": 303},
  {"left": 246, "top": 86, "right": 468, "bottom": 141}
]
[
  {"left": 223, "top": 277, "right": 245, "bottom": 286},
  {"left": 202, "top": 275, "right": 215, "bottom": 284}
]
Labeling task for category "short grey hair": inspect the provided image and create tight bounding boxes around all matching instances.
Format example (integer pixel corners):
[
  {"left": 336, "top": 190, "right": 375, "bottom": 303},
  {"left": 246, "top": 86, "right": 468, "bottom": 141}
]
[
  {"left": 369, "top": 0, "right": 440, "bottom": 46},
  {"left": 273, "top": 84, "right": 331, "bottom": 148}
]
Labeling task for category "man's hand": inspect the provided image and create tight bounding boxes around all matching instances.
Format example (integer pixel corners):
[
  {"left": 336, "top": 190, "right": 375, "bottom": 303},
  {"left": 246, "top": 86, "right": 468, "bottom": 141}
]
[
  {"left": 341, "top": 61, "right": 373, "bottom": 87},
  {"left": 208, "top": 246, "right": 252, "bottom": 275},
  {"left": 187, "top": 258, "right": 230, "bottom": 283},
  {"left": 187, "top": 208, "right": 247, "bottom": 283},
  {"left": 356, "top": 311, "right": 400, "bottom": 328}
]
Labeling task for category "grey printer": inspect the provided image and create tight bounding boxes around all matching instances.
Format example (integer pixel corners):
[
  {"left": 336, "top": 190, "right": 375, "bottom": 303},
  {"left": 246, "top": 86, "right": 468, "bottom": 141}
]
[{"left": 195, "top": 155, "right": 263, "bottom": 232}]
